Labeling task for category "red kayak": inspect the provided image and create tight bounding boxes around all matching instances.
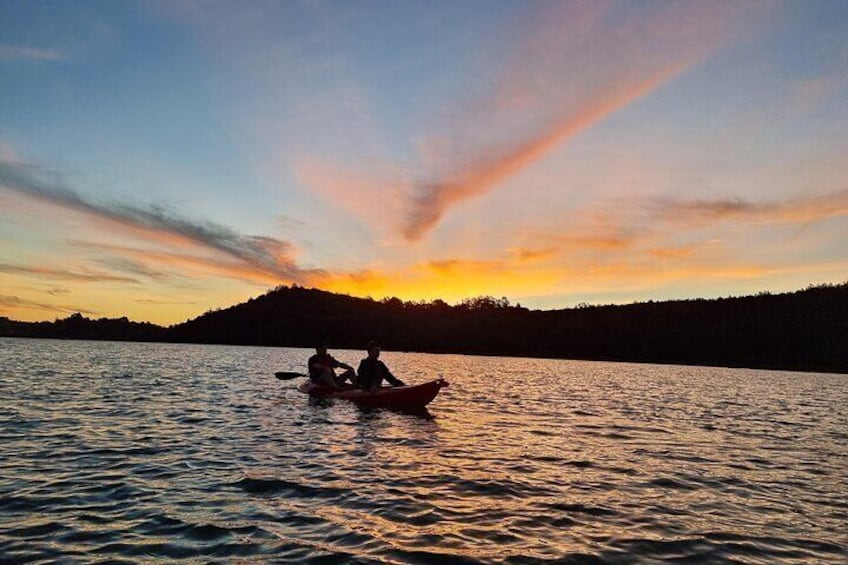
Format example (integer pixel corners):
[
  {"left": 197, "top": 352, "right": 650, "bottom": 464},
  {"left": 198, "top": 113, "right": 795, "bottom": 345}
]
[{"left": 297, "top": 378, "right": 449, "bottom": 410}]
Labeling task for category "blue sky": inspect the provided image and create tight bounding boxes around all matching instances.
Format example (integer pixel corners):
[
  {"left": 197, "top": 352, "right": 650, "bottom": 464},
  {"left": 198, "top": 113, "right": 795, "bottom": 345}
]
[{"left": 2, "top": 1, "right": 847, "bottom": 323}]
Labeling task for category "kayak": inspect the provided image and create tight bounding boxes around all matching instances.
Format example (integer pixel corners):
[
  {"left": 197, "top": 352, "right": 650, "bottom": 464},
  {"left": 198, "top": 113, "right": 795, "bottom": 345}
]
[{"left": 297, "top": 378, "right": 449, "bottom": 410}]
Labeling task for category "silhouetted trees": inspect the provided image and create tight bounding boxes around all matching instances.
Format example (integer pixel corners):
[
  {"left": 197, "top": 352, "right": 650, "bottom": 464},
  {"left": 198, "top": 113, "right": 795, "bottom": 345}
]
[
  {"left": 2, "top": 282, "right": 846, "bottom": 373},
  {"left": 0, "top": 312, "right": 165, "bottom": 341}
]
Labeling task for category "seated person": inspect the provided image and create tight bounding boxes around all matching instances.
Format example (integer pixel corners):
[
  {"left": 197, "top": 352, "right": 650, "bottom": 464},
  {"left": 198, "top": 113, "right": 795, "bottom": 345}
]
[
  {"left": 357, "top": 341, "right": 405, "bottom": 391},
  {"left": 308, "top": 343, "right": 355, "bottom": 388}
]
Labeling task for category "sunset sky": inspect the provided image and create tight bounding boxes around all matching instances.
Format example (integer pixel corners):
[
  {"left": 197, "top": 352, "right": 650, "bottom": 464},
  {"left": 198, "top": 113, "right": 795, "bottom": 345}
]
[{"left": 2, "top": 1, "right": 847, "bottom": 325}]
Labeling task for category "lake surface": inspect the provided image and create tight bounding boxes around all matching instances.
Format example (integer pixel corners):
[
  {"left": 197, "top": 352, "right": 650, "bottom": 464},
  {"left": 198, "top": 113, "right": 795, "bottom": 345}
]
[{"left": 1, "top": 338, "right": 846, "bottom": 563}]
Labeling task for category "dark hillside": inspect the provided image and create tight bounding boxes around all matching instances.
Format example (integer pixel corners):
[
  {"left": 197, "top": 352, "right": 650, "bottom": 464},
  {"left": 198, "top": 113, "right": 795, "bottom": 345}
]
[
  {"left": 166, "top": 283, "right": 848, "bottom": 373},
  {"left": 529, "top": 285, "right": 847, "bottom": 372},
  {"left": 2, "top": 283, "right": 846, "bottom": 373}
]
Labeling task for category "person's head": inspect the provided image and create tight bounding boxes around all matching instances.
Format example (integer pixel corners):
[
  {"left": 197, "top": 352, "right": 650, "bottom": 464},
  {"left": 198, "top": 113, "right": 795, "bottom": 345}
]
[
  {"left": 316, "top": 342, "right": 327, "bottom": 355},
  {"left": 366, "top": 340, "right": 380, "bottom": 359}
]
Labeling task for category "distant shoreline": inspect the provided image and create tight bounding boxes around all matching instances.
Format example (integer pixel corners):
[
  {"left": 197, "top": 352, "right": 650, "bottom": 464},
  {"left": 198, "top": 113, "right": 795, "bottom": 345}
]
[
  {"left": 1, "top": 333, "right": 845, "bottom": 376},
  {"left": 3, "top": 281, "right": 846, "bottom": 375}
]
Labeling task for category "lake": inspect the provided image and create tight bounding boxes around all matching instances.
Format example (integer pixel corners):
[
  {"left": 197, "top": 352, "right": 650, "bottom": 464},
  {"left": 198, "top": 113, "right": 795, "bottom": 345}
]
[{"left": 0, "top": 338, "right": 845, "bottom": 563}]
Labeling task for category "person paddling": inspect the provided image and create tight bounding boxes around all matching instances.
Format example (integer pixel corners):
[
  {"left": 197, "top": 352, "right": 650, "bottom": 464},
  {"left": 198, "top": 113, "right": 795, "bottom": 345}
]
[
  {"left": 357, "top": 341, "right": 405, "bottom": 391},
  {"left": 308, "top": 343, "right": 355, "bottom": 388}
]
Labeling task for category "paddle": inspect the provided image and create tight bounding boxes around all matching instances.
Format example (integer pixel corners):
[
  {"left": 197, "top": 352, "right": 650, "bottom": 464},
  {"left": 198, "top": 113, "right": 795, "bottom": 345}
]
[{"left": 274, "top": 371, "right": 306, "bottom": 380}]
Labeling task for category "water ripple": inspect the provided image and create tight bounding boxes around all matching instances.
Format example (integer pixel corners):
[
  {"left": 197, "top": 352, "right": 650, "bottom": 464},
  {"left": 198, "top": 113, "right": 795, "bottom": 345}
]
[{"left": 1, "top": 338, "right": 846, "bottom": 563}]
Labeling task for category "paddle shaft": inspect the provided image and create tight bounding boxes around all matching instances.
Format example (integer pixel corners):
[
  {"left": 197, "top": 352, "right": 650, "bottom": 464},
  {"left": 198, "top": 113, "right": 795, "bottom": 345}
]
[{"left": 275, "top": 371, "right": 306, "bottom": 380}]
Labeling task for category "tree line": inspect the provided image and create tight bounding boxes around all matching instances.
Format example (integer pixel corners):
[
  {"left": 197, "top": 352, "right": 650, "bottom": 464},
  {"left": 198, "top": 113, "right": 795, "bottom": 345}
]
[{"left": 2, "top": 282, "right": 846, "bottom": 373}]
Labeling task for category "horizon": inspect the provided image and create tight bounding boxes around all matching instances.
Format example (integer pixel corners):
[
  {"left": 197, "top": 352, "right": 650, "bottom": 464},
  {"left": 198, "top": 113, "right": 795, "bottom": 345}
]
[
  {"left": 4, "top": 279, "right": 844, "bottom": 327},
  {"left": 2, "top": 2, "right": 847, "bottom": 325}
]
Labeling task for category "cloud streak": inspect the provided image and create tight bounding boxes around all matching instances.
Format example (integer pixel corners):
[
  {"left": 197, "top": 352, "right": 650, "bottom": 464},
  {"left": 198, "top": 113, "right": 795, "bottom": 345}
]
[
  {"left": 0, "top": 155, "right": 316, "bottom": 284},
  {"left": 524, "top": 189, "right": 848, "bottom": 261},
  {"left": 68, "top": 240, "right": 291, "bottom": 287},
  {"left": 404, "top": 67, "right": 684, "bottom": 240},
  {"left": 0, "top": 45, "right": 63, "bottom": 61},
  {"left": 650, "top": 191, "right": 848, "bottom": 226},
  {"left": 0, "top": 262, "right": 140, "bottom": 284},
  {"left": 399, "top": 1, "right": 764, "bottom": 241},
  {"left": 0, "top": 295, "right": 95, "bottom": 316},
  {"left": 95, "top": 258, "right": 175, "bottom": 281},
  {"left": 134, "top": 298, "right": 197, "bottom": 305}
]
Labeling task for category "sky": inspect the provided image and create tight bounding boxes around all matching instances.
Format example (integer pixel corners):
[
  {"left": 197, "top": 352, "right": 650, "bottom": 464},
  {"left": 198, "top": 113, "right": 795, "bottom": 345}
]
[{"left": 1, "top": 0, "right": 847, "bottom": 325}]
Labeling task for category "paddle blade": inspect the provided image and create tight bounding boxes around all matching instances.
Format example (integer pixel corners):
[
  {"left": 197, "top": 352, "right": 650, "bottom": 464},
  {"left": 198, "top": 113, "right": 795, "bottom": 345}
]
[{"left": 275, "top": 371, "right": 305, "bottom": 380}]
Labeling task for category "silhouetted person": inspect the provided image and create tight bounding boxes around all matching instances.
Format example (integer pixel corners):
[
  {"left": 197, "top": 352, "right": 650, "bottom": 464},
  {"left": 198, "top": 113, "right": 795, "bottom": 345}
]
[
  {"left": 357, "top": 341, "right": 405, "bottom": 391},
  {"left": 308, "top": 343, "right": 355, "bottom": 388}
]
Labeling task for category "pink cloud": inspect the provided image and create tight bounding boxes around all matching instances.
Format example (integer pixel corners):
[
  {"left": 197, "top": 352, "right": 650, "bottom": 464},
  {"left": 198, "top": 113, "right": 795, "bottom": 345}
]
[
  {"left": 403, "top": 66, "right": 684, "bottom": 240},
  {"left": 399, "top": 1, "right": 767, "bottom": 240}
]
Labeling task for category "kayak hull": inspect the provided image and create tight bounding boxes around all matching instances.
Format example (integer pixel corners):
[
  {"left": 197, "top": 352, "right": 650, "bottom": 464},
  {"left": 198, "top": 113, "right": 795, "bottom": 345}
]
[{"left": 297, "top": 378, "right": 448, "bottom": 410}]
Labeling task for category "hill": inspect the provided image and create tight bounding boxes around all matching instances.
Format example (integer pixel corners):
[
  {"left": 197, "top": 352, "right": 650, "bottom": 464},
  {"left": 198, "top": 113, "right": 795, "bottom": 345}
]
[
  {"left": 2, "top": 283, "right": 846, "bottom": 373},
  {"left": 165, "top": 283, "right": 848, "bottom": 373},
  {"left": 0, "top": 313, "right": 165, "bottom": 342}
]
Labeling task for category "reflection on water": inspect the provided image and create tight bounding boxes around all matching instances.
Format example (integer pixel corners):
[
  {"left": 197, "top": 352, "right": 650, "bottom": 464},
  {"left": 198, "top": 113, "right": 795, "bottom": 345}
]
[{"left": 0, "top": 338, "right": 845, "bottom": 563}]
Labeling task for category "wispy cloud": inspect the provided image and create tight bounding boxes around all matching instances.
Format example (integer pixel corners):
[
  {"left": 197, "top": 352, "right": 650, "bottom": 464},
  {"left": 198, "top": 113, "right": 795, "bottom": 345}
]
[
  {"left": 95, "top": 258, "right": 175, "bottom": 281},
  {"left": 510, "top": 247, "right": 556, "bottom": 264},
  {"left": 397, "top": 1, "right": 766, "bottom": 241},
  {"left": 0, "top": 262, "right": 140, "bottom": 284},
  {"left": 68, "top": 240, "right": 296, "bottom": 287},
  {"left": 47, "top": 287, "right": 72, "bottom": 296},
  {"left": 294, "top": 158, "right": 408, "bottom": 241},
  {"left": 648, "top": 246, "right": 698, "bottom": 260},
  {"left": 787, "top": 73, "right": 848, "bottom": 116},
  {"left": 524, "top": 189, "right": 848, "bottom": 260},
  {"left": 427, "top": 258, "right": 506, "bottom": 275},
  {"left": 0, "top": 154, "right": 317, "bottom": 284},
  {"left": 0, "top": 142, "right": 25, "bottom": 164},
  {"left": 647, "top": 191, "right": 848, "bottom": 226},
  {"left": 134, "top": 298, "right": 197, "bottom": 305},
  {"left": 0, "top": 45, "right": 63, "bottom": 61},
  {"left": 0, "top": 295, "right": 95, "bottom": 316},
  {"left": 404, "top": 68, "right": 683, "bottom": 241}
]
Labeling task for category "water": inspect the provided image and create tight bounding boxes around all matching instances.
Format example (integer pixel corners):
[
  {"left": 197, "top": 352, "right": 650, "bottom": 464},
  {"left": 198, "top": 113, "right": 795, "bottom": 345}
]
[{"left": 0, "top": 338, "right": 845, "bottom": 564}]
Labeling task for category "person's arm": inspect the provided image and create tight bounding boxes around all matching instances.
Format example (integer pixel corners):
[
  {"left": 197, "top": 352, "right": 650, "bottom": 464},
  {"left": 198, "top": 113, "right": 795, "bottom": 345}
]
[
  {"left": 381, "top": 362, "right": 405, "bottom": 387},
  {"left": 328, "top": 355, "right": 354, "bottom": 372}
]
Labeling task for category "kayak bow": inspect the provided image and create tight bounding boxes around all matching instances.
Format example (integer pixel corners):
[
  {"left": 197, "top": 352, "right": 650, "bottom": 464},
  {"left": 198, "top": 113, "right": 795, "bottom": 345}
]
[{"left": 297, "top": 378, "right": 449, "bottom": 410}]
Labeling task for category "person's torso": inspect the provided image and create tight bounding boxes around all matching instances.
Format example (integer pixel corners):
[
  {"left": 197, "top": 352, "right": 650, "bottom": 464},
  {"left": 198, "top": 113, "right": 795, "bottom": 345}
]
[
  {"left": 359, "top": 358, "right": 385, "bottom": 383},
  {"left": 309, "top": 354, "right": 336, "bottom": 375}
]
